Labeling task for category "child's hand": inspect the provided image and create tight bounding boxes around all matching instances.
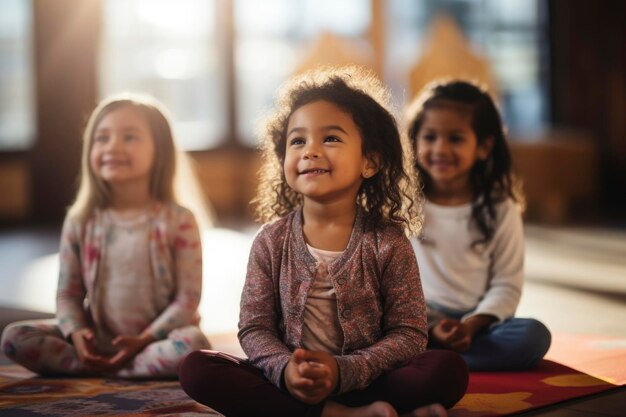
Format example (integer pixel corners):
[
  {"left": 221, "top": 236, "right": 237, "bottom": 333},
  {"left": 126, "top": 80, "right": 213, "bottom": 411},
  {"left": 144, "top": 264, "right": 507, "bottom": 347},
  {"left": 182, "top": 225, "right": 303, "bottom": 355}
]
[
  {"left": 300, "top": 350, "right": 339, "bottom": 398},
  {"left": 71, "top": 328, "right": 109, "bottom": 371},
  {"left": 284, "top": 348, "right": 338, "bottom": 404},
  {"left": 431, "top": 319, "right": 471, "bottom": 352},
  {"left": 106, "top": 333, "right": 154, "bottom": 370}
]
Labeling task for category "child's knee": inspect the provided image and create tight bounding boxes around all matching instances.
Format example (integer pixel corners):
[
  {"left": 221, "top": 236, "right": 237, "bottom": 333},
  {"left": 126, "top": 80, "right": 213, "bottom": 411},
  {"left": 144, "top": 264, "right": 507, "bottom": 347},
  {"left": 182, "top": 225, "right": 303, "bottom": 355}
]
[
  {"left": 180, "top": 349, "right": 204, "bottom": 372},
  {"left": 439, "top": 351, "right": 469, "bottom": 406},
  {"left": 170, "top": 326, "right": 211, "bottom": 353},
  {"left": 497, "top": 318, "right": 551, "bottom": 369},
  {"left": 521, "top": 319, "right": 551, "bottom": 367},
  {"left": 516, "top": 319, "right": 551, "bottom": 350},
  {"left": 526, "top": 319, "right": 551, "bottom": 345},
  {"left": 179, "top": 350, "right": 213, "bottom": 395},
  {"left": 0, "top": 322, "right": 34, "bottom": 359},
  {"left": 1, "top": 323, "right": 20, "bottom": 358},
  {"left": 420, "top": 350, "right": 469, "bottom": 407}
]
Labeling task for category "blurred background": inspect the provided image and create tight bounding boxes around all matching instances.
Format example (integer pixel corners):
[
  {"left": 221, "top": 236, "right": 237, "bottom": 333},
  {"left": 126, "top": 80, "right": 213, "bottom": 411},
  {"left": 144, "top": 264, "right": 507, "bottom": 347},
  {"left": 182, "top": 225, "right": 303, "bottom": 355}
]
[
  {"left": 0, "top": 0, "right": 624, "bottom": 337},
  {"left": 1, "top": 0, "right": 625, "bottom": 226}
]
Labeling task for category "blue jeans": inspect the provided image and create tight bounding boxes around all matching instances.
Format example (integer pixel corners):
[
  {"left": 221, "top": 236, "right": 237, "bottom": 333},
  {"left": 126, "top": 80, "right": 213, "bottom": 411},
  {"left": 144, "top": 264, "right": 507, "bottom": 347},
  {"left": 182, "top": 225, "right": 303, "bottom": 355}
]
[{"left": 427, "top": 306, "right": 552, "bottom": 371}]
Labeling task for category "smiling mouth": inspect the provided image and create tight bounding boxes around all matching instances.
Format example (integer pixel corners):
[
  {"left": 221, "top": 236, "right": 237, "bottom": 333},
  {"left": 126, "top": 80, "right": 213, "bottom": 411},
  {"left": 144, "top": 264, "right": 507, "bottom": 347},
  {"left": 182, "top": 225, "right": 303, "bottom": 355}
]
[
  {"left": 299, "top": 168, "right": 329, "bottom": 175},
  {"left": 430, "top": 160, "right": 453, "bottom": 168},
  {"left": 102, "top": 160, "right": 128, "bottom": 167}
]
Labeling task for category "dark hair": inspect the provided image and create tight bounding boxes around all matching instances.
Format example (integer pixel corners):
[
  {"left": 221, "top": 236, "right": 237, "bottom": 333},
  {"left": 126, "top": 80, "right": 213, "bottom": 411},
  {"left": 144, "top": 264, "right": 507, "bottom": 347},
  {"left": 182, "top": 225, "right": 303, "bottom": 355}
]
[
  {"left": 406, "top": 79, "right": 524, "bottom": 246},
  {"left": 255, "top": 66, "right": 422, "bottom": 235}
]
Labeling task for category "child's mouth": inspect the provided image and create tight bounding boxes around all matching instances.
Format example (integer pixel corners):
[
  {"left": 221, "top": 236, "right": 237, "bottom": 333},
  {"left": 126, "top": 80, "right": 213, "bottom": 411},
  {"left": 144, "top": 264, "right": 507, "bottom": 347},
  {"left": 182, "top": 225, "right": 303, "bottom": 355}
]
[{"left": 299, "top": 168, "right": 329, "bottom": 176}]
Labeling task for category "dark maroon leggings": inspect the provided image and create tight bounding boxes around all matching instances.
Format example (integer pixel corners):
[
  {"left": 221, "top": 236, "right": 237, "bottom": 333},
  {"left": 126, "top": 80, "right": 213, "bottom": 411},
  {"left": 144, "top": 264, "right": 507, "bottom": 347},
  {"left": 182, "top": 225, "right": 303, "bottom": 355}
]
[{"left": 179, "top": 349, "right": 468, "bottom": 417}]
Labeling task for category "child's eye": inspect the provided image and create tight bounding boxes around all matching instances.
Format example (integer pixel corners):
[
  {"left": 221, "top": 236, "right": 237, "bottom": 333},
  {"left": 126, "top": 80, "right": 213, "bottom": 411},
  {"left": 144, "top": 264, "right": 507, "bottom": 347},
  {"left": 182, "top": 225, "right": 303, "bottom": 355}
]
[
  {"left": 289, "top": 137, "right": 305, "bottom": 146},
  {"left": 94, "top": 135, "right": 108, "bottom": 143},
  {"left": 449, "top": 135, "right": 465, "bottom": 144},
  {"left": 324, "top": 135, "right": 341, "bottom": 143},
  {"left": 420, "top": 133, "right": 436, "bottom": 142},
  {"left": 124, "top": 134, "right": 138, "bottom": 142}
]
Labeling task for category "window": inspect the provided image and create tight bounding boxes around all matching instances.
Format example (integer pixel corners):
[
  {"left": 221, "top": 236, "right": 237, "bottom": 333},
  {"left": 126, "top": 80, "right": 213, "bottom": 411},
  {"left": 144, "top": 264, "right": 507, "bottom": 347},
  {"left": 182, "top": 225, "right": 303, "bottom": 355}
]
[
  {"left": 0, "top": 0, "right": 36, "bottom": 151},
  {"left": 100, "top": 0, "right": 226, "bottom": 150},
  {"left": 386, "top": 0, "right": 549, "bottom": 134},
  {"left": 233, "top": 0, "right": 372, "bottom": 145},
  {"left": 100, "top": 0, "right": 549, "bottom": 148}
]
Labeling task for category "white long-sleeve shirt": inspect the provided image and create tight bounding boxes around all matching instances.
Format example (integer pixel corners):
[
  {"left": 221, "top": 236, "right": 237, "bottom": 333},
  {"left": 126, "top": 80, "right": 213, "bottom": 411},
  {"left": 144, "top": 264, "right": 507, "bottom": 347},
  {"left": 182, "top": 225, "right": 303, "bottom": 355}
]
[{"left": 410, "top": 198, "right": 524, "bottom": 323}]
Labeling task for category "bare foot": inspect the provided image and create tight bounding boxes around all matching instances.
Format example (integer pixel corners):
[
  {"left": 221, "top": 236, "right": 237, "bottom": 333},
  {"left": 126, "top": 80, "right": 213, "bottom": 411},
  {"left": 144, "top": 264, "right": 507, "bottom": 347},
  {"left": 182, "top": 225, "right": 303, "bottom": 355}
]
[
  {"left": 322, "top": 400, "right": 399, "bottom": 417},
  {"left": 401, "top": 403, "right": 447, "bottom": 417}
]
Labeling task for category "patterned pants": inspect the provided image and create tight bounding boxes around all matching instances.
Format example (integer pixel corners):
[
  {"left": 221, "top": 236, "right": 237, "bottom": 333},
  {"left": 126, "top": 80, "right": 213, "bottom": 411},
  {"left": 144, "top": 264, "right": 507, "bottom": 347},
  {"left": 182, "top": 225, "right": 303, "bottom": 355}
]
[{"left": 1, "top": 319, "right": 210, "bottom": 378}]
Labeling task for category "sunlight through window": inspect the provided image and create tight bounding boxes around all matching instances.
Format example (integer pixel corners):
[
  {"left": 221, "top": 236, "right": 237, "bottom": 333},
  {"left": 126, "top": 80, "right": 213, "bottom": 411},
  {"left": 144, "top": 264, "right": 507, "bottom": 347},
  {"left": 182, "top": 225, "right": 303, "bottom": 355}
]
[
  {"left": 100, "top": 0, "right": 225, "bottom": 150},
  {"left": 0, "top": 0, "right": 36, "bottom": 151},
  {"left": 233, "top": 0, "right": 372, "bottom": 145},
  {"left": 385, "top": 0, "right": 549, "bottom": 133}
]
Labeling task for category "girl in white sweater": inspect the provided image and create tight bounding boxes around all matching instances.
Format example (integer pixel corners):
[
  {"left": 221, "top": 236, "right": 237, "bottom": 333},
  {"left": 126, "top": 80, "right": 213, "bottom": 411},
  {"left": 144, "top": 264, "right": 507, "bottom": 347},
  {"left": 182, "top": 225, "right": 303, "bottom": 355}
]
[{"left": 405, "top": 80, "right": 551, "bottom": 371}]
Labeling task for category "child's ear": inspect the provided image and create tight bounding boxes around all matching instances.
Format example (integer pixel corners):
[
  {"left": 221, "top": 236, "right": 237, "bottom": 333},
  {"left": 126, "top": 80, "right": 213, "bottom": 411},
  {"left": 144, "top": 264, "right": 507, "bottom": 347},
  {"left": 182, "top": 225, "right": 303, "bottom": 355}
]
[
  {"left": 362, "top": 152, "right": 382, "bottom": 179},
  {"left": 477, "top": 136, "right": 495, "bottom": 160}
]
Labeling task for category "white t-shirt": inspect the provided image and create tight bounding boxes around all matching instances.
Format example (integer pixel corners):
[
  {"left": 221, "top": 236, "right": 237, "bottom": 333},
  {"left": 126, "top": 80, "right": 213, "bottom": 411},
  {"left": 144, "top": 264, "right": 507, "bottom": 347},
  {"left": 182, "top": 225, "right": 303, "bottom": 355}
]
[{"left": 411, "top": 198, "right": 524, "bottom": 322}]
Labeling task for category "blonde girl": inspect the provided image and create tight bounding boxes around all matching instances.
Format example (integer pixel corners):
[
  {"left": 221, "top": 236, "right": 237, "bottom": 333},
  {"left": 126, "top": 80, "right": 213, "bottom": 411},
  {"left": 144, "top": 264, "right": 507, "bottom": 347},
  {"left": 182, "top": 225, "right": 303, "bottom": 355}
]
[{"left": 1, "top": 94, "right": 210, "bottom": 378}]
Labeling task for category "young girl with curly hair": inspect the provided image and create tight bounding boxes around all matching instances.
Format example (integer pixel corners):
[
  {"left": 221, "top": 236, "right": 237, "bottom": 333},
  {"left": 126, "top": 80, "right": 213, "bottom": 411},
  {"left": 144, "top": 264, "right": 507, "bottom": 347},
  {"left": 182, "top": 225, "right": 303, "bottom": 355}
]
[{"left": 179, "top": 67, "right": 468, "bottom": 417}]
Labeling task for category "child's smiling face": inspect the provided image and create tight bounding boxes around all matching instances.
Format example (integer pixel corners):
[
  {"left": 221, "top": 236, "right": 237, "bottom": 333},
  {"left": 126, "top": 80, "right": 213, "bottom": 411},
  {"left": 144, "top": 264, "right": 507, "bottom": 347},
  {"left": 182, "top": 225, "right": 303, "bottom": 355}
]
[
  {"left": 90, "top": 105, "right": 155, "bottom": 187},
  {"left": 415, "top": 106, "right": 490, "bottom": 193},
  {"left": 283, "top": 100, "right": 375, "bottom": 204}
]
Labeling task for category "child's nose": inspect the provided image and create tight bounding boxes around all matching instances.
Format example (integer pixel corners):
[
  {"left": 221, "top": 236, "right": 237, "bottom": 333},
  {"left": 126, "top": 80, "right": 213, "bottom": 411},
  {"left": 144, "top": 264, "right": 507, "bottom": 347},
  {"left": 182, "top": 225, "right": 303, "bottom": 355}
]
[
  {"left": 432, "top": 138, "right": 449, "bottom": 153},
  {"left": 105, "top": 134, "right": 123, "bottom": 150},
  {"left": 303, "top": 143, "right": 321, "bottom": 159}
]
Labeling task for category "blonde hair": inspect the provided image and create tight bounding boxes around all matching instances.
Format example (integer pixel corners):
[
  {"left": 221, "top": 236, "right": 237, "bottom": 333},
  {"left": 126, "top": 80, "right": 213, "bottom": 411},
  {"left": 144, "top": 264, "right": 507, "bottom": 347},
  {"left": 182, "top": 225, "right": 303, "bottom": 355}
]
[{"left": 68, "top": 93, "right": 212, "bottom": 228}]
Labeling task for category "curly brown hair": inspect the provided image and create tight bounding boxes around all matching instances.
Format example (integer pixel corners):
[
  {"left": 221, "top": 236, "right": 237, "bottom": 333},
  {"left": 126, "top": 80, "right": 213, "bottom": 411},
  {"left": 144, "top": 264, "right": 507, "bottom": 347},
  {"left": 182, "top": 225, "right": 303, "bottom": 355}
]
[{"left": 253, "top": 66, "right": 422, "bottom": 236}]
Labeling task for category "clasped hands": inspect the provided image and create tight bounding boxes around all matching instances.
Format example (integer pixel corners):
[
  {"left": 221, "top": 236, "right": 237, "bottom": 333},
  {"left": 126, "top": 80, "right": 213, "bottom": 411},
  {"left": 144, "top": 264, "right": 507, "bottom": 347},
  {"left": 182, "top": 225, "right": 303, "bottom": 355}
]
[
  {"left": 431, "top": 319, "right": 472, "bottom": 351},
  {"left": 71, "top": 327, "right": 154, "bottom": 372},
  {"left": 284, "top": 348, "right": 339, "bottom": 405},
  {"left": 431, "top": 314, "right": 496, "bottom": 352}
]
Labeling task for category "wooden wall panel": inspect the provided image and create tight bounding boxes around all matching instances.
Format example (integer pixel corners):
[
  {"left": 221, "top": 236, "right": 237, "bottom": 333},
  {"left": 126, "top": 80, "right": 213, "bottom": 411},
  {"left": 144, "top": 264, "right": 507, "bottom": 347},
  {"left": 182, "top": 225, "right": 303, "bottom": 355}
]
[
  {"left": 30, "top": 0, "right": 100, "bottom": 222},
  {"left": 550, "top": 0, "right": 626, "bottom": 210},
  {"left": 0, "top": 159, "right": 30, "bottom": 220}
]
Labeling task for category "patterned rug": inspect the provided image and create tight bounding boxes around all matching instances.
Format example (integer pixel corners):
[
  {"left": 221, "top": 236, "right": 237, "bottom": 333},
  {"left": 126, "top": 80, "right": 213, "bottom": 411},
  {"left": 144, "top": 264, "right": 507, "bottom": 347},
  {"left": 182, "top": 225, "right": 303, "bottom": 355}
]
[
  {"left": 0, "top": 333, "right": 623, "bottom": 417},
  {"left": 0, "top": 364, "right": 220, "bottom": 416}
]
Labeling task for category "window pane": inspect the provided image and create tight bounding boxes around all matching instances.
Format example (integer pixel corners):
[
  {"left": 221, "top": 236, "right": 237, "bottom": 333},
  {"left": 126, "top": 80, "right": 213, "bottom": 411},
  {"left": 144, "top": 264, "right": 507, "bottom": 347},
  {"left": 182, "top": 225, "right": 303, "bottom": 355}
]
[
  {"left": 234, "top": 0, "right": 371, "bottom": 145},
  {"left": 0, "top": 0, "right": 36, "bottom": 151},
  {"left": 100, "top": 0, "right": 225, "bottom": 150},
  {"left": 486, "top": 0, "right": 539, "bottom": 26},
  {"left": 386, "top": 0, "right": 549, "bottom": 133}
]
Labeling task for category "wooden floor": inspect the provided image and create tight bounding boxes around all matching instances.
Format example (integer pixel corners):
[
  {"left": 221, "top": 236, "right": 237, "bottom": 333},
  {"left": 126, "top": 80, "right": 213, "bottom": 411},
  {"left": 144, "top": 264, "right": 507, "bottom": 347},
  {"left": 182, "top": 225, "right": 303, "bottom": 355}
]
[{"left": 0, "top": 223, "right": 624, "bottom": 416}]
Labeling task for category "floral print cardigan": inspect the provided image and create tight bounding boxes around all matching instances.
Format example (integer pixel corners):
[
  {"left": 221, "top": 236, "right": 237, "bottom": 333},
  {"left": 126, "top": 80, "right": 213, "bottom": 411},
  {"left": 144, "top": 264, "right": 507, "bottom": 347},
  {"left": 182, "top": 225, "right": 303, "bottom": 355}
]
[{"left": 56, "top": 203, "right": 203, "bottom": 341}]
